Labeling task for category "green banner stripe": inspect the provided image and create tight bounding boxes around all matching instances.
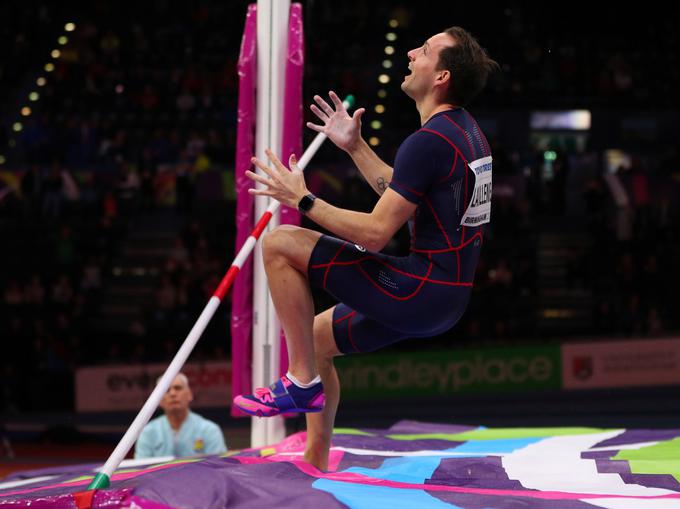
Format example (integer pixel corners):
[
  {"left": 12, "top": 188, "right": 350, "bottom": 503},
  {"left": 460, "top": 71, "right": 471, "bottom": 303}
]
[{"left": 336, "top": 345, "right": 562, "bottom": 398}]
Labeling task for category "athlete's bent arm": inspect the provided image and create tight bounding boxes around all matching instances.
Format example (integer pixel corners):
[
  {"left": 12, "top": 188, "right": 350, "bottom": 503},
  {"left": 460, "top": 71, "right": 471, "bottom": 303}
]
[
  {"left": 304, "top": 187, "right": 414, "bottom": 252},
  {"left": 248, "top": 149, "right": 415, "bottom": 252},
  {"left": 345, "top": 137, "right": 394, "bottom": 195}
]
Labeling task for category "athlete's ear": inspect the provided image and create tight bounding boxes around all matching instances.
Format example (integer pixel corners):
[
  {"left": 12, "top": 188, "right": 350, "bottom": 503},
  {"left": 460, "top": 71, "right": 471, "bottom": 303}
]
[{"left": 436, "top": 69, "right": 451, "bottom": 85}]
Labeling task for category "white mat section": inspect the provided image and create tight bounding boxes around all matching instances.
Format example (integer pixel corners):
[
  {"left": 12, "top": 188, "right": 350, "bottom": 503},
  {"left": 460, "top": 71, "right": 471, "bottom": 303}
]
[{"left": 502, "top": 430, "right": 678, "bottom": 509}]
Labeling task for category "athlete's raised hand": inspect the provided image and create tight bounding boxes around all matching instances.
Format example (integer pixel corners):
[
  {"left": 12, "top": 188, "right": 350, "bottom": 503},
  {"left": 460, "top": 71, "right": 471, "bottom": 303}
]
[
  {"left": 247, "top": 149, "right": 308, "bottom": 209},
  {"left": 307, "top": 90, "right": 365, "bottom": 153}
]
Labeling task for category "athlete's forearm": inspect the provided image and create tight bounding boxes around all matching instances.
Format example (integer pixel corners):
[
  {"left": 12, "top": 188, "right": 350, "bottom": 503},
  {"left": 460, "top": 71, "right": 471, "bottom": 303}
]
[
  {"left": 305, "top": 197, "right": 385, "bottom": 252},
  {"left": 347, "top": 138, "right": 394, "bottom": 196}
]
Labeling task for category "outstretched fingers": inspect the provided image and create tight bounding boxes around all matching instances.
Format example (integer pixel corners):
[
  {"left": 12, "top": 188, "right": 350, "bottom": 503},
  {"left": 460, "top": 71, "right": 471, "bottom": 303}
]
[
  {"left": 314, "top": 94, "right": 335, "bottom": 116},
  {"left": 248, "top": 187, "right": 275, "bottom": 197},
  {"left": 264, "top": 149, "right": 291, "bottom": 174},
  {"left": 244, "top": 169, "right": 270, "bottom": 186},
  {"left": 328, "top": 90, "right": 344, "bottom": 110},
  {"left": 310, "top": 104, "right": 329, "bottom": 123},
  {"left": 288, "top": 153, "right": 299, "bottom": 169},
  {"left": 306, "top": 121, "right": 324, "bottom": 133},
  {"left": 245, "top": 165, "right": 276, "bottom": 197},
  {"left": 250, "top": 156, "right": 280, "bottom": 182}
]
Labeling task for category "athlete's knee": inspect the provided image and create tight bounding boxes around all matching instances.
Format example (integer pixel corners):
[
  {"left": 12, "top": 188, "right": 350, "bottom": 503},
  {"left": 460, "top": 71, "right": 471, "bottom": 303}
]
[
  {"left": 262, "top": 225, "right": 299, "bottom": 263},
  {"left": 263, "top": 225, "right": 320, "bottom": 272}
]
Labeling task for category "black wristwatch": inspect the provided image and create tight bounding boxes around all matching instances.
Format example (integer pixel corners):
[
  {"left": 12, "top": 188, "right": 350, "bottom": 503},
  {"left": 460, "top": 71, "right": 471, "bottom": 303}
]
[{"left": 297, "top": 193, "right": 316, "bottom": 214}]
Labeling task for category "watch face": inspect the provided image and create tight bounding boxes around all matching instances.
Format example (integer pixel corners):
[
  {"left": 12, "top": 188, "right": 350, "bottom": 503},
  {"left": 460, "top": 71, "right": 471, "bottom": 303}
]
[{"left": 298, "top": 194, "right": 316, "bottom": 213}]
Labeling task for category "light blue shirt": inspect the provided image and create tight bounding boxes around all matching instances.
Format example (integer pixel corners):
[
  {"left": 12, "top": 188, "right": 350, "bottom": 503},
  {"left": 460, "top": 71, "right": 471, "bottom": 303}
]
[{"left": 134, "top": 411, "right": 227, "bottom": 459}]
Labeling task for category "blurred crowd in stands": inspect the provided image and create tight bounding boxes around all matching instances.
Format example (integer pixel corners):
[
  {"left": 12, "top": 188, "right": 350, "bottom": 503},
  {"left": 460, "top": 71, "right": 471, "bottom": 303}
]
[
  {"left": 0, "top": 181, "right": 232, "bottom": 411},
  {"left": 0, "top": 1, "right": 678, "bottom": 411}
]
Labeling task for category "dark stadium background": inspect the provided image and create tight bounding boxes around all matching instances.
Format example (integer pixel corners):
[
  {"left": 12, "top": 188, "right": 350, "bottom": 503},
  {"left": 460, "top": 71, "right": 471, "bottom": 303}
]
[{"left": 1, "top": 0, "right": 678, "bottom": 475}]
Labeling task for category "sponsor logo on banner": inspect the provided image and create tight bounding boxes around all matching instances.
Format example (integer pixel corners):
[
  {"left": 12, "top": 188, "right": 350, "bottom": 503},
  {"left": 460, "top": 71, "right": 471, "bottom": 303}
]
[
  {"left": 572, "top": 356, "right": 593, "bottom": 381},
  {"left": 335, "top": 345, "right": 560, "bottom": 398},
  {"left": 562, "top": 337, "right": 680, "bottom": 390},
  {"left": 76, "top": 361, "right": 231, "bottom": 412}
]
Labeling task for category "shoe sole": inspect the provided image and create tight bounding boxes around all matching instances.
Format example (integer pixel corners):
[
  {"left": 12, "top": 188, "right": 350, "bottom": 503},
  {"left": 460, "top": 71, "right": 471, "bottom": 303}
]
[{"left": 234, "top": 404, "right": 324, "bottom": 418}]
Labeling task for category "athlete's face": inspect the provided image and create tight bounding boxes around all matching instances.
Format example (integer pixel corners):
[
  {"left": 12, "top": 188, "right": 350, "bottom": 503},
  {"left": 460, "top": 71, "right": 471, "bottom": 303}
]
[{"left": 401, "top": 32, "right": 455, "bottom": 100}]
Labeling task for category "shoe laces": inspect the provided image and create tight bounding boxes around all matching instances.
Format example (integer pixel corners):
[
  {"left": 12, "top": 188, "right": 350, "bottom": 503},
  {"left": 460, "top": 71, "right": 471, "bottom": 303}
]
[{"left": 254, "top": 387, "right": 274, "bottom": 404}]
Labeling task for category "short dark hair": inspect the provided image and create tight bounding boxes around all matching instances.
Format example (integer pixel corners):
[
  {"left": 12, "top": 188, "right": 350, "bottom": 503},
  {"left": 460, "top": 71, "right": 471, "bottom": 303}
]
[{"left": 437, "top": 27, "right": 499, "bottom": 107}]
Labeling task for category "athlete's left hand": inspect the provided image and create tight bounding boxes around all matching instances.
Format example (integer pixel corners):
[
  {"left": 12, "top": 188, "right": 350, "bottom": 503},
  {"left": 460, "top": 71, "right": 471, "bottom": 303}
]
[{"left": 247, "top": 149, "right": 308, "bottom": 209}]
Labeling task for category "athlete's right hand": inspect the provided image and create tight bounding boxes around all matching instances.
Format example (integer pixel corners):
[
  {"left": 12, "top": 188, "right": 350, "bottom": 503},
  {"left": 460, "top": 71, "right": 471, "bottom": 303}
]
[{"left": 307, "top": 90, "right": 365, "bottom": 153}]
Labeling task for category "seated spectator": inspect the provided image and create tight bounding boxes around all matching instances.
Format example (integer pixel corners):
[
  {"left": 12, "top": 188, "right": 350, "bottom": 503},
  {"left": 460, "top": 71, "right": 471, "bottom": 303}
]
[
  {"left": 51, "top": 274, "right": 74, "bottom": 307},
  {"left": 3, "top": 280, "right": 24, "bottom": 307},
  {"left": 24, "top": 274, "right": 46, "bottom": 307},
  {"left": 155, "top": 275, "right": 177, "bottom": 315},
  {"left": 488, "top": 258, "right": 514, "bottom": 288},
  {"left": 134, "top": 373, "right": 226, "bottom": 458}
]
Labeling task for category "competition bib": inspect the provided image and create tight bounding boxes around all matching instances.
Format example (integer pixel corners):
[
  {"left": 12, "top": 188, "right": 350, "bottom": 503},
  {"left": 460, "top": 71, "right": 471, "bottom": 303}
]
[{"left": 460, "top": 155, "right": 492, "bottom": 227}]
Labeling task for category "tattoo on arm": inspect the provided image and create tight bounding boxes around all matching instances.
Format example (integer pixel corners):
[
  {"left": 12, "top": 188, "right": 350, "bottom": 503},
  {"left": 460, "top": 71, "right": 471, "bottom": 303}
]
[{"left": 376, "top": 177, "right": 390, "bottom": 192}]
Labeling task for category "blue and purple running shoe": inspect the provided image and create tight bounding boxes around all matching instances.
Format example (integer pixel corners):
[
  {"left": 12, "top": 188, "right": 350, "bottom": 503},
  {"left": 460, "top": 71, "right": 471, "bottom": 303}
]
[{"left": 233, "top": 375, "right": 325, "bottom": 417}]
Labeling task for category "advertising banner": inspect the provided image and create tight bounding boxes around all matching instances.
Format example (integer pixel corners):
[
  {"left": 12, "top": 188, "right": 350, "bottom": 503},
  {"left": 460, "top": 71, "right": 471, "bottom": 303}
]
[
  {"left": 335, "top": 345, "right": 561, "bottom": 399},
  {"left": 562, "top": 337, "right": 680, "bottom": 390},
  {"left": 76, "top": 361, "right": 231, "bottom": 412}
]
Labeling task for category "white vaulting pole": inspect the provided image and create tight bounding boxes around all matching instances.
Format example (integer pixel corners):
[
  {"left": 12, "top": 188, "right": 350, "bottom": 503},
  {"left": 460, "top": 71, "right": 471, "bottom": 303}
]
[
  {"left": 84, "top": 119, "right": 347, "bottom": 491},
  {"left": 252, "top": 0, "right": 290, "bottom": 447}
]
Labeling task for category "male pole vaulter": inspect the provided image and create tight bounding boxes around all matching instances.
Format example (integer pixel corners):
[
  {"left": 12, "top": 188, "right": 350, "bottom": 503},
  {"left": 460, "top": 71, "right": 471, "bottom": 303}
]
[{"left": 235, "top": 26, "right": 499, "bottom": 471}]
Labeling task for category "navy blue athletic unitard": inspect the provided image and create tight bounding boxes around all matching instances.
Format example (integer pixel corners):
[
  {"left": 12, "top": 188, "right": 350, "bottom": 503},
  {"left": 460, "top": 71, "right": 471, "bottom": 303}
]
[{"left": 308, "top": 108, "right": 492, "bottom": 354}]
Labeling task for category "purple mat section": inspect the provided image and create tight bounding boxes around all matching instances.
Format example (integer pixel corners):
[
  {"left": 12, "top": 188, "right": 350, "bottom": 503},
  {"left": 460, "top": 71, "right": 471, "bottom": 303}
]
[
  {"left": 622, "top": 473, "right": 680, "bottom": 492},
  {"left": 386, "top": 420, "right": 478, "bottom": 435},
  {"left": 427, "top": 492, "right": 601, "bottom": 509},
  {"left": 428, "top": 457, "right": 525, "bottom": 490},
  {"left": 1, "top": 421, "right": 680, "bottom": 509},
  {"left": 593, "top": 429, "right": 680, "bottom": 448},
  {"left": 331, "top": 433, "right": 464, "bottom": 452}
]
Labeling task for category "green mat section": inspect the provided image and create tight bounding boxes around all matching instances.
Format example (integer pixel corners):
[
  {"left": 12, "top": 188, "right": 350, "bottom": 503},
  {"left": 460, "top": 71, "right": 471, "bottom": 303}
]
[{"left": 615, "top": 437, "right": 680, "bottom": 481}]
